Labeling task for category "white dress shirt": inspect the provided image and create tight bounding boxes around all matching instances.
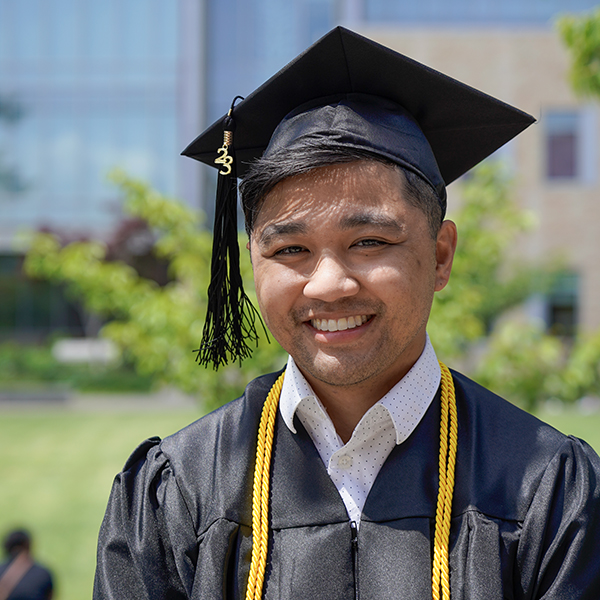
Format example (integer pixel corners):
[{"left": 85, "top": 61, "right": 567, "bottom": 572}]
[{"left": 279, "top": 336, "right": 441, "bottom": 525}]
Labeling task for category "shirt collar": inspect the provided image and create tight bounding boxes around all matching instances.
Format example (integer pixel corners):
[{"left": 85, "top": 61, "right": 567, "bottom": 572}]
[{"left": 279, "top": 335, "right": 441, "bottom": 444}]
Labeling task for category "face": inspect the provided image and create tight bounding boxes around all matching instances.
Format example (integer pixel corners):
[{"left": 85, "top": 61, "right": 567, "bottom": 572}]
[{"left": 249, "top": 161, "right": 456, "bottom": 398}]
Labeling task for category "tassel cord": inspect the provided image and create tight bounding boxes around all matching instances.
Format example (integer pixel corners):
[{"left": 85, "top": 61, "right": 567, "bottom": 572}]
[{"left": 196, "top": 96, "right": 268, "bottom": 369}]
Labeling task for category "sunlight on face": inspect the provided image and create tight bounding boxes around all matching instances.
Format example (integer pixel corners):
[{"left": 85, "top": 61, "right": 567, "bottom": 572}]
[{"left": 249, "top": 161, "right": 456, "bottom": 400}]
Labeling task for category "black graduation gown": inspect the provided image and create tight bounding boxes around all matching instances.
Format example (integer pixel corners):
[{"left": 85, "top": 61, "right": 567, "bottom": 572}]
[{"left": 93, "top": 369, "right": 600, "bottom": 599}]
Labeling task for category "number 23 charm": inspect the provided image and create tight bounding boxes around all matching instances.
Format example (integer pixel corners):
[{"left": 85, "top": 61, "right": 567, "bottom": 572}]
[{"left": 215, "top": 145, "right": 233, "bottom": 175}]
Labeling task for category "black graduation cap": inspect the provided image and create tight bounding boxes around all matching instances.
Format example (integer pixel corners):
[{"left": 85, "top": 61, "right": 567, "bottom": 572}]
[{"left": 182, "top": 26, "right": 535, "bottom": 369}]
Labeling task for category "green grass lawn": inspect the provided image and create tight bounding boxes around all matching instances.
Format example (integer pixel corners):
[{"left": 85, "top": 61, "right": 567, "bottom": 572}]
[
  {"left": 1, "top": 403, "right": 599, "bottom": 600},
  {"left": 535, "top": 408, "right": 600, "bottom": 451},
  {"left": 0, "top": 406, "right": 201, "bottom": 600}
]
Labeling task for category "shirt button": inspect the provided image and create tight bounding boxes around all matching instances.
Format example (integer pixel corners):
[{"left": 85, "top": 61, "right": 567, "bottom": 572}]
[{"left": 337, "top": 455, "right": 353, "bottom": 469}]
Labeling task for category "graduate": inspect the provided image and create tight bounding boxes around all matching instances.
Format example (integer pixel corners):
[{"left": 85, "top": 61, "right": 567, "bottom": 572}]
[{"left": 93, "top": 28, "right": 600, "bottom": 599}]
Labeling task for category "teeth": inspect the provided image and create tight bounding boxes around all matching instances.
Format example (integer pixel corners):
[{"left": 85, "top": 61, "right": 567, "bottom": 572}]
[{"left": 311, "top": 315, "right": 368, "bottom": 332}]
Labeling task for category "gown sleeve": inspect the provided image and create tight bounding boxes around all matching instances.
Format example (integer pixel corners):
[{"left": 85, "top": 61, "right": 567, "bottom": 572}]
[
  {"left": 517, "top": 436, "right": 600, "bottom": 599},
  {"left": 93, "top": 437, "right": 198, "bottom": 600}
]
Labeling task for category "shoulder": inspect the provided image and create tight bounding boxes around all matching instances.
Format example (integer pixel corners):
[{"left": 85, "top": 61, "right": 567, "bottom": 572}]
[
  {"left": 122, "top": 369, "right": 282, "bottom": 470},
  {"left": 450, "top": 370, "right": 600, "bottom": 520},
  {"left": 451, "top": 369, "right": 567, "bottom": 450},
  {"left": 160, "top": 369, "right": 283, "bottom": 463},
  {"left": 115, "top": 369, "right": 284, "bottom": 526}
]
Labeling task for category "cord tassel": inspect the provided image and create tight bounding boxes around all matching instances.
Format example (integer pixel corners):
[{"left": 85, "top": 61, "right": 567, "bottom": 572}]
[{"left": 195, "top": 97, "right": 267, "bottom": 369}]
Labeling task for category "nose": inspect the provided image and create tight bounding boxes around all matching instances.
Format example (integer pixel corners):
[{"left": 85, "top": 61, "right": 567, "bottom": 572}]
[{"left": 303, "top": 255, "right": 360, "bottom": 302}]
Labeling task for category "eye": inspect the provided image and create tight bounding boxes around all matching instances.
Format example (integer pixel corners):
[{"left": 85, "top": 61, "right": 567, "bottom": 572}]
[
  {"left": 275, "top": 245, "right": 306, "bottom": 255},
  {"left": 353, "top": 239, "right": 387, "bottom": 248}
]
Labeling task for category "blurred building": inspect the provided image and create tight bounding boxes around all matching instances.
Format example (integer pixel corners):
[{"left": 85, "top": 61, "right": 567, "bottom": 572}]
[
  {"left": 346, "top": 0, "right": 600, "bottom": 334},
  {"left": 1, "top": 0, "right": 598, "bottom": 338},
  {"left": 0, "top": 0, "right": 204, "bottom": 337},
  {"left": 1, "top": 0, "right": 193, "bottom": 236},
  {"left": 0, "top": 0, "right": 335, "bottom": 338}
]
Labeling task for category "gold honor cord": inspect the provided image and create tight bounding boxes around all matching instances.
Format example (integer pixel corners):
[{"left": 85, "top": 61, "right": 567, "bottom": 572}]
[
  {"left": 432, "top": 362, "right": 458, "bottom": 600},
  {"left": 245, "top": 372, "right": 285, "bottom": 600},
  {"left": 245, "top": 363, "right": 457, "bottom": 600}
]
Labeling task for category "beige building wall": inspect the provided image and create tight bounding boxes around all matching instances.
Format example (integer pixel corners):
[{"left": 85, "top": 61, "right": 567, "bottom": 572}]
[{"left": 358, "top": 26, "right": 600, "bottom": 332}]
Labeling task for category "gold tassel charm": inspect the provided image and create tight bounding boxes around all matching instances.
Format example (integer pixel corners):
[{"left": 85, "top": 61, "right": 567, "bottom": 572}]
[{"left": 215, "top": 129, "right": 234, "bottom": 175}]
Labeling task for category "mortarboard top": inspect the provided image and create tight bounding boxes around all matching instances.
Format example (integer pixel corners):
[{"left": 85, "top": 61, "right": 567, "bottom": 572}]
[
  {"left": 182, "top": 26, "right": 535, "bottom": 370},
  {"left": 182, "top": 26, "right": 535, "bottom": 192}
]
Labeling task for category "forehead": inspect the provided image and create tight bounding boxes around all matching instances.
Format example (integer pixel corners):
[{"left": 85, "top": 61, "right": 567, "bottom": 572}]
[{"left": 253, "top": 160, "right": 413, "bottom": 230}]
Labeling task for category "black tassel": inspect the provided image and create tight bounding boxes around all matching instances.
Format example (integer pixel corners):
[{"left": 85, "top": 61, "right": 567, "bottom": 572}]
[{"left": 195, "top": 97, "right": 267, "bottom": 369}]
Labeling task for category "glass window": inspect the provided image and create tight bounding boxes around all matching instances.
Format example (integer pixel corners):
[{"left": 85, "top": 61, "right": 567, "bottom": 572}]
[
  {"left": 151, "top": 0, "right": 178, "bottom": 61},
  {"left": 47, "top": 0, "right": 79, "bottom": 62},
  {"left": 1, "top": 0, "right": 180, "bottom": 232},
  {"left": 12, "top": 0, "right": 43, "bottom": 61},
  {"left": 121, "top": 0, "right": 151, "bottom": 61},
  {"left": 0, "top": 254, "right": 86, "bottom": 337},
  {"left": 0, "top": 2, "right": 10, "bottom": 61},
  {"left": 363, "top": 0, "right": 600, "bottom": 24},
  {"left": 546, "top": 272, "right": 578, "bottom": 337},
  {"left": 545, "top": 112, "right": 579, "bottom": 180},
  {"left": 85, "top": 0, "right": 116, "bottom": 61}
]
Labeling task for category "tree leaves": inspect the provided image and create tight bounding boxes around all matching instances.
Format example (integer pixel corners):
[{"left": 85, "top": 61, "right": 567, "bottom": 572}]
[{"left": 557, "top": 8, "right": 600, "bottom": 98}]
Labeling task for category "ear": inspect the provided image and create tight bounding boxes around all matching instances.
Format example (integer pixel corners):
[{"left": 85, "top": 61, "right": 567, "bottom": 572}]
[
  {"left": 246, "top": 236, "right": 255, "bottom": 266},
  {"left": 434, "top": 220, "right": 457, "bottom": 292}
]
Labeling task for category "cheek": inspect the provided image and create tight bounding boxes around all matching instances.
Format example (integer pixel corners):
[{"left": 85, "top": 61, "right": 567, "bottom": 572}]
[
  {"left": 252, "top": 262, "right": 301, "bottom": 314},
  {"left": 359, "top": 262, "right": 414, "bottom": 291},
  {"left": 363, "top": 257, "right": 436, "bottom": 306},
  {"left": 251, "top": 267, "right": 273, "bottom": 313}
]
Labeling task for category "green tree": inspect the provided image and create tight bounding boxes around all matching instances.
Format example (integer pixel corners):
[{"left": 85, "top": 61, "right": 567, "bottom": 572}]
[
  {"left": 532, "top": 8, "right": 600, "bottom": 408},
  {"left": 25, "top": 172, "right": 286, "bottom": 412},
  {"left": 558, "top": 8, "right": 600, "bottom": 98},
  {"left": 472, "top": 320, "right": 565, "bottom": 412},
  {"left": 431, "top": 158, "right": 600, "bottom": 410},
  {"left": 473, "top": 320, "right": 600, "bottom": 411},
  {"left": 429, "top": 162, "right": 554, "bottom": 359},
  {"left": 561, "top": 330, "right": 600, "bottom": 403},
  {"left": 26, "top": 163, "right": 559, "bottom": 410},
  {"left": 427, "top": 162, "right": 586, "bottom": 410}
]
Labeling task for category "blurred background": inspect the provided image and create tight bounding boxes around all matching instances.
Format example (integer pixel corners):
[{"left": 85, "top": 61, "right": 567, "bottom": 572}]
[{"left": 2, "top": 0, "right": 600, "bottom": 598}]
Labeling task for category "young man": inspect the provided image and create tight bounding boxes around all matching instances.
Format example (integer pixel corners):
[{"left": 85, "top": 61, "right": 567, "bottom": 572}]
[{"left": 94, "top": 28, "right": 600, "bottom": 599}]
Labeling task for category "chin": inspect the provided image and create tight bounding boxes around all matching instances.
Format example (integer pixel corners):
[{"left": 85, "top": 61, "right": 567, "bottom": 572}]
[{"left": 302, "top": 354, "right": 382, "bottom": 388}]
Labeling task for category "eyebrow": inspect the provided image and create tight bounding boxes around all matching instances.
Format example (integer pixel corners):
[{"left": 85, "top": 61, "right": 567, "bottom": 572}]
[
  {"left": 339, "top": 212, "right": 405, "bottom": 233},
  {"left": 258, "top": 222, "right": 309, "bottom": 246},
  {"left": 257, "top": 211, "right": 405, "bottom": 246}
]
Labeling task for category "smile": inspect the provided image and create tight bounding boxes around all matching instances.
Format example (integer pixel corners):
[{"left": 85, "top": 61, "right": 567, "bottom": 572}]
[{"left": 310, "top": 315, "right": 370, "bottom": 332}]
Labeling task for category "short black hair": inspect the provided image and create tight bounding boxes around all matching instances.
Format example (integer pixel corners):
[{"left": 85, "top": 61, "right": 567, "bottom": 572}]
[
  {"left": 3, "top": 529, "right": 31, "bottom": 556},
  {"left": 239, "top": 142, "right": 445, "bottom": 239}
]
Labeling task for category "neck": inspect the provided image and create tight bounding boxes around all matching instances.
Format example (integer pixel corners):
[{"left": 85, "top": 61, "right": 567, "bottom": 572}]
[
  {"left": 302, "top": 364, "right": 413, "bottom": 444},
  {"left": 295, "top": 333, "right": 428, "bottom": 443}
]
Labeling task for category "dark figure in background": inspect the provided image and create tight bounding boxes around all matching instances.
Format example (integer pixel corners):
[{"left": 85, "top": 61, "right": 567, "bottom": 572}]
[{"left": 0, "top": 530, "right": 53, "bottom": 600}]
